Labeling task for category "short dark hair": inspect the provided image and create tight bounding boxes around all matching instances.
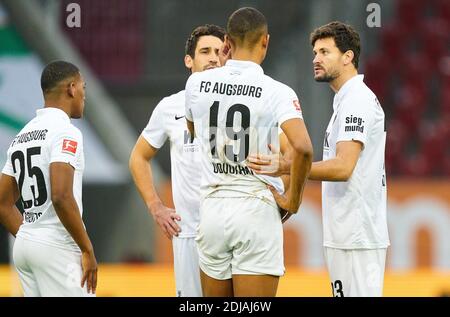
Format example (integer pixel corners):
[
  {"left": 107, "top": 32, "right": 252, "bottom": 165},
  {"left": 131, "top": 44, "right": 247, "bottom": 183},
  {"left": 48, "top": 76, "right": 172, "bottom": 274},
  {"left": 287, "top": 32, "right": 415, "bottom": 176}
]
[
  {"left": 227, "top": 7, "right": 267, "bottom": 47},
  {"left": 185, "top": 24, "right": 225, "bottom": 57},
  {"left": 40, "top": 61, "right": 80, "bottom": 94},
  {"left": 310, "top": 21, "right": 361, "bottom": 69}
]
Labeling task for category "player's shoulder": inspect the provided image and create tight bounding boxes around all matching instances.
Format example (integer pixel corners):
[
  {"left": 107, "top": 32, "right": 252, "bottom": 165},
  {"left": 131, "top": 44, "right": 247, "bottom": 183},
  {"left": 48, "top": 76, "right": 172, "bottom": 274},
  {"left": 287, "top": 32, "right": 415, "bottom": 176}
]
[
  {"left": 186, "top": 70, "right": 203, "bottom": 85},
  {"left": 263, "top": 74, "right": 297, "bottom": 96},
  {"left": 159, "top": 90, "right": 185, "bottom": 106},
  {"left": 342, "top": 76, "right": 376, "bottom": 103},
  {"left": 155, "top": 90, "right": 185, "bottom": 112},
  {"left": 55, "top": 120, "right": 83, "bottom": 140},
  {"left": 187, "top": 67, "right": 225, "bottom": 84}
]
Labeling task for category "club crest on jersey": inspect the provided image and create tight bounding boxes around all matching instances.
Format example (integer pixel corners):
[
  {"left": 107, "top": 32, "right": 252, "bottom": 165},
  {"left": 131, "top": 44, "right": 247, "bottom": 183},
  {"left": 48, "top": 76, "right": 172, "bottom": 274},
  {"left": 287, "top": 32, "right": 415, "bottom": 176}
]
[
  {"left": 62, "top": 139, "right": 78, "bottom": 155},
  {"left": 293, "top": 100, "right": 302, "bottom": 112}
]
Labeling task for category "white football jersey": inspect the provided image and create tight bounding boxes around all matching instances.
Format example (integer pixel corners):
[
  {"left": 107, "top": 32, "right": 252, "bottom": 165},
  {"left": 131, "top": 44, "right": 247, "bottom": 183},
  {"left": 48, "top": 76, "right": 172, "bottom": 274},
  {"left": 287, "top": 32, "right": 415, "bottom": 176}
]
[
  {"left": 185, "top": 60, "right": 303, "bottom": 198},
  {"left": 142, "top": 90, "right": 201, "bottom": 238},
  {"left": 322, "top": 75, "right": 390, "bottom": 249},
  {"left": 2, "top": 107, "right": 84, "bottom": 252}
]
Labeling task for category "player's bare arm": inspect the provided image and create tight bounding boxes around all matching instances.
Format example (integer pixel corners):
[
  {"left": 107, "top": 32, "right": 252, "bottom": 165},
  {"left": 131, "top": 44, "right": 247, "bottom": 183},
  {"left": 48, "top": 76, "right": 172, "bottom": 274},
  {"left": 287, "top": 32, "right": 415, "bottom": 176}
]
[
  {"left": 269, "top": 118, "right": 313, "bottom": 213},
  {"left": 309, "top": 140, "right": 362, "bottom": 181},
  {"left": 50, "top": 162, "right": 97, "bottom": 294},
  {"left": 186, "top": 119, "right": 195, "bottom": 138},
  {"left": 249, "top": 136, "right": 362, "bottom": 182},
  {"left": 0, "top": 173, "right": 23, "bottom": 236},
  {"left": 129, "top": 136, "right": 181, "bottom": 239}
]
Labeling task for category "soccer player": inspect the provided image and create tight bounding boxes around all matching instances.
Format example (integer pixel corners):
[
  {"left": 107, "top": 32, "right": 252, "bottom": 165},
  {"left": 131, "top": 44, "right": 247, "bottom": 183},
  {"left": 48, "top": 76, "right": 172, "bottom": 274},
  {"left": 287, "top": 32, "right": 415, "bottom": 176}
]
[
  {"left": 247, "top": 21, "right": 390, "bottom": 297},
  {"left": 185, "top": 7, "right": 313, "bottom": 297},
  {"left": 129, "top": 24, "right": 225, "bottom": 297},
  {"left": 0, "top": 61, "right": 97, "bottom": 296}
]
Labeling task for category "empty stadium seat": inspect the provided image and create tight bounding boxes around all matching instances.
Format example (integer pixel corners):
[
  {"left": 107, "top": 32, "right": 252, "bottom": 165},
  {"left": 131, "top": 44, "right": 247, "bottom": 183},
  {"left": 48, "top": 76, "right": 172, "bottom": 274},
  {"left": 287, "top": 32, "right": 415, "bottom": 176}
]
[
  {"left": 385, "top": 120, "right": 409, "bottom": 175},
  {"left": 380, "top": 23, "right": 408, "bottom": 60},
  {"left": 400, "top": 152, "right": 433, "bottom": 177},
  {"left": 397, "top": 0, "right": 424, "bottom": 27},
  {"left": 419, "top": 18, "right": 449, "bottom": 67}
]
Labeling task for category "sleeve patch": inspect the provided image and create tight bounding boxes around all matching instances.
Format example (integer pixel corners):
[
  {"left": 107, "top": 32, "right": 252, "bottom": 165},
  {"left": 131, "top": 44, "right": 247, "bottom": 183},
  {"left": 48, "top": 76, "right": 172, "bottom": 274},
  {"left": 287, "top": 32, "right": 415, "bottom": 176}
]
[
  {"left": 62, "top": 139, "right": 78, "bottom": 155},
  {"left": 293, "top": 100, "right": 302, "bottom": 112}
]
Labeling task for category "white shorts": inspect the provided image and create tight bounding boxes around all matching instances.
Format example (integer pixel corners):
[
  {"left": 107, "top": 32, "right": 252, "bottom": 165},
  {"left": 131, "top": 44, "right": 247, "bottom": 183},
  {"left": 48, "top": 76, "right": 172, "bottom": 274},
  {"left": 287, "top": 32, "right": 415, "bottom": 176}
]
[
  {"left": 172, "top": 236, "right": 202, "bottom": 297},
  {"left": 13, "top": 236, "right": 95, "bottom": 297},
  {"left": 324, "top": 247, "right": 387, "bottom": 297},
  {"left": 196, "top": 194, "right": 284, "bottom": 280}
]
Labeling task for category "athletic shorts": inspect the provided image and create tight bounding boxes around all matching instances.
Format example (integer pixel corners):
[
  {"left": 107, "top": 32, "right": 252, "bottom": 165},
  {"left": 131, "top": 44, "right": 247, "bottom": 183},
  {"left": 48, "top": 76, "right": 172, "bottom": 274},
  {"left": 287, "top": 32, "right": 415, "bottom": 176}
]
[
  {"left": 196, "top": 194, "right": 284, "bottom": 280},
  {"left": 13, "top": 236, "right": 95, "bottom": 297},
  {"left": 172, "top": 236, "right": 202, "bottom": 297},
  {"left": 324, "top": 247, "right": 387, "bottom": 297}
]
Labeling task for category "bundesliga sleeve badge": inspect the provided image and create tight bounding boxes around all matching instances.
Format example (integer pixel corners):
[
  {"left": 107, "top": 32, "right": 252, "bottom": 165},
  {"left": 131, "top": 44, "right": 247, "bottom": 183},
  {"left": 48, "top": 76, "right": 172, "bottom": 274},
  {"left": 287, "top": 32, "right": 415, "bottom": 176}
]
[
  {"left": 62, "top": 139, "right": 78, "bottom": 155},
  {"left": 293, "top": 99, "right": 302, "bottom": 112}
]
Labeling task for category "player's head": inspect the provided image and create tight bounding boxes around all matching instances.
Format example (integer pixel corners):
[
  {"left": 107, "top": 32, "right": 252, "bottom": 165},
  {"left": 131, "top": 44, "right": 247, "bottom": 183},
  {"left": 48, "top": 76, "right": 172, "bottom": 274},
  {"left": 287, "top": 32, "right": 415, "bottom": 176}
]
[
  {"left": 310, "top": 21, "right": 360, "bottom": 82},
  {"left": 41, "top": 60, "right": 86, "bottom": 118},
  {"left": 226, "top": 7, "right": 269, "bottom": 63},
  {"left": 184, "top": 24, "right": 225, "bottom": 73}
]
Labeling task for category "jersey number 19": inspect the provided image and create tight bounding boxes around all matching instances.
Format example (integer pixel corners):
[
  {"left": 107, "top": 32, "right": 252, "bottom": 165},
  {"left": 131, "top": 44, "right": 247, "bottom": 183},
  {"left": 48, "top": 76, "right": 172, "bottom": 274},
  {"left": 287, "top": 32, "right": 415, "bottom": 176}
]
[{"left": 209, "top": 101, "right": 250, "bottom": 163}]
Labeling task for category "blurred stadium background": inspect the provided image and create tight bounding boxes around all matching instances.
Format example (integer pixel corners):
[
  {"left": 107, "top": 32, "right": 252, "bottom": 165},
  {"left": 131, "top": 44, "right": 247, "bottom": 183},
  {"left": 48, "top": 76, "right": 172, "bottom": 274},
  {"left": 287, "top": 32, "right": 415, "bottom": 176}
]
[{"left": 0, "top": 0, "right": 449, "bottom": 296}]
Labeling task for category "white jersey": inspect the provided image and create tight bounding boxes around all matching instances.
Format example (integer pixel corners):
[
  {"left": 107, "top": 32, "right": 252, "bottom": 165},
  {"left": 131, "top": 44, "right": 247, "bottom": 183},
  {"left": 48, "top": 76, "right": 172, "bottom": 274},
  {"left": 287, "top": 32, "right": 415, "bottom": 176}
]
[
  {"left": 142, "top": 90, "right": 201, "bottom": 238},
  {"left": 2, "top": 107, "right": 84, "bottom": 252},
  {"left": 322, "top": 75, "right": 389, "bottom": 249},
  {"left": 185, "top": 60, "right": 303, "bottom": 198}
]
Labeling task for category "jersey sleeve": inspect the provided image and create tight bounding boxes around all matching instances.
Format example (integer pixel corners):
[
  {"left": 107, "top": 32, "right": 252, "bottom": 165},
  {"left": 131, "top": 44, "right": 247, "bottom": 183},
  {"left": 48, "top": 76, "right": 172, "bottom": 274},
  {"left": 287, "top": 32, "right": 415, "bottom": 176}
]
[
  {"left": 141, "top": 102, "right": 168, "bottom": 149},
  {"left": 49, "top": 127, "right": 83, "bottom": 169},
  {"left": 185, "top": 73, "right": 199, "bottom": 122},
  {"left": 272, "top": 85, "right": 304, "bottom": 126},
  {"left": 1, "top": 150, "right": 14, "bottom": 177},
  {"left": 336, "top": 95, "right": 374, "bottom": 147}
]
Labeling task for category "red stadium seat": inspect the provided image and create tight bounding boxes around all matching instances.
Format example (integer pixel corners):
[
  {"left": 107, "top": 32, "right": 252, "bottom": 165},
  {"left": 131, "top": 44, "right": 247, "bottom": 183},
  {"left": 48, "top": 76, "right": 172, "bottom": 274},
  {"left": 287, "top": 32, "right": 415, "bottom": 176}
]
[
  {"left": 442, "top": 155, "right": 450, "bottom": 177},
  {"left": 396, "top": 0, "right": 425, "bottom": 27},
  {"left": 380, "top": 23, "right": 408, "bottom": 60},
  {"left": 399, "top": 52, "right": 434, "bottom": 82},
  {"left": 418, "top": 18, "right": 449, "bottom": 67},
  {"left": 419, "top": 122, "right": 446, "bottom": 172},
  {"left": 435, "top": 0, "right": 450, "bottom": 21},
  {"left": 368, "top": 0, "right": 449, "bottom": 178},
  {"left": 394, "top": 81, "right": 428, "bottom": 134},
  {"left": 363, "top": 53, "right": 391, "bottom": 102},
  {"left": 400, "top": 152, "right": 433, "bottom": 177},
  {"left": 440, "top": 81, "right": 450, "bottom": 115},
  {"left": 385, "top": 120, "right": 409, "bottom": 175}
]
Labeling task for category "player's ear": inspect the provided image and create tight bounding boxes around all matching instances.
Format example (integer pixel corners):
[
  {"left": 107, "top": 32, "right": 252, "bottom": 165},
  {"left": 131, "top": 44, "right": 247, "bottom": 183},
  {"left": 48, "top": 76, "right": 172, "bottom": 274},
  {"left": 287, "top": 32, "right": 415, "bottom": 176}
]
[
  {"left": 262, "top": 34, "right": 270, "bottom": 49},
  {"left": 67, "top": 81, "right": 76, "bottom": 98},
  {"left": 343, "top": 50, "right": 354, "bottom": 66},
  {"left": 184, "top": 54, "right": 193, "bottom": 70},
  {"left": 224, "top": 34, "right": 234, "bottom": 51}
]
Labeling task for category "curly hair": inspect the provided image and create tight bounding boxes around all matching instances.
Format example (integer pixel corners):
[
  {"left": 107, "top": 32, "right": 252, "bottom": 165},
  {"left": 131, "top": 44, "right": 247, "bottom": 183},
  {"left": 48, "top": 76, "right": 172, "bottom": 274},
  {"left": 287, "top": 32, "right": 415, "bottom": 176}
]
[
  {"left": 185, "top": 24, "right": 225, "bottom": 57},
  {"left": 310, "top": 21, "right": 361, "bottom": 69}
]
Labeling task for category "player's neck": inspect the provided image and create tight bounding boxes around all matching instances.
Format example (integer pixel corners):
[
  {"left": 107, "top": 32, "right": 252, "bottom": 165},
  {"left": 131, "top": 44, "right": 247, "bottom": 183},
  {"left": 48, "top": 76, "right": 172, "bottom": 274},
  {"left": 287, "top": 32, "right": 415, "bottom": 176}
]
[
  {"left": 231, "top": 47, "right": 263, "bottom": 65},
  {"left": 330, "top": 69, "right": 358, "bottom": 93},
  {"left": 44, "top": 98, "right": 72, "bottom": 118}
]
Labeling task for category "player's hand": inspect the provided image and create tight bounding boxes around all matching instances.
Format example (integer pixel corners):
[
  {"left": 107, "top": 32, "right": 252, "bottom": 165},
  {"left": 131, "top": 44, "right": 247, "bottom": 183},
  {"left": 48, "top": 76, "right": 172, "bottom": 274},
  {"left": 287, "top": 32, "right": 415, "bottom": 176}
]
[
  {"left": 81, "top": 250, "right": 98, "bottom": 294},
  {"left": 247, "top": 144, "right": 290, "bottom": 177},
  {"left": 268, "top": 184, "right": 298, "bottom": 214},
  {"left": 219, "top": 42, "right": 232, "bottom": 66},
  {"left": 151, "top": 202, "right": 181, "bottom": 240}
]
